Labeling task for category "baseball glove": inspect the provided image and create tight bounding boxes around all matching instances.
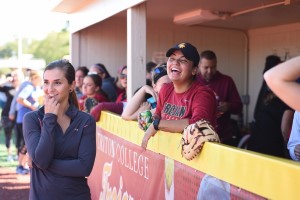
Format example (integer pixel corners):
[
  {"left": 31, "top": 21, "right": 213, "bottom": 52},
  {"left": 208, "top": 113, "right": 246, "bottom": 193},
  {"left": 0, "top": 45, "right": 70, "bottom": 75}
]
[{"left": 181, "top": 119, "right": 220, "bottom": 160}]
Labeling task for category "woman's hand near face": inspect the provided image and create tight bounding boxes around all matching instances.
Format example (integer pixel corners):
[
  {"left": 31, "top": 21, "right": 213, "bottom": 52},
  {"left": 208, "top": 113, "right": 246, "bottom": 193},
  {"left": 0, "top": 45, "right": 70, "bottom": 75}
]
[
  {"left": 44, "top": 95, "right": 60, "bottom": 115},
  {"left": 143, "top": 85, "right": 158, "bottom": 101}
]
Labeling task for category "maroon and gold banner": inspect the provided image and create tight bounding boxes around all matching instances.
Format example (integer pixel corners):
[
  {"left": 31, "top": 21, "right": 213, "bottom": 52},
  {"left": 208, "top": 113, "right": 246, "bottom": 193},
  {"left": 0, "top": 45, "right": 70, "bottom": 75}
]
[
  {"left": 88, "top": 126, "right": 264, "bottom": 200},
  {"left": 88, "top": 127, "right": 164, "bottom": 199}
]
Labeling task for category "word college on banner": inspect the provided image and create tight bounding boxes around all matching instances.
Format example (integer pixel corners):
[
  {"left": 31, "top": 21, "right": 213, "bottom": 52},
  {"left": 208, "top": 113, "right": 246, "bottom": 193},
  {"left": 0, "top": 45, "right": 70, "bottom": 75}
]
[{"left": 88, "top": 126, "right": 264, "bottom": 200}]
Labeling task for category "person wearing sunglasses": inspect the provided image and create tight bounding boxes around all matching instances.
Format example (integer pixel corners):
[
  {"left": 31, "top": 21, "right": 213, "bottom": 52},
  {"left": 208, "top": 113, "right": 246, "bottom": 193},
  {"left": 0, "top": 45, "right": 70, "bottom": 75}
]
[
  {"left": 114, "top": 66, "right": 127, "bottom": 102},
  {"left": 141, "top": 42, "right": 217, "bottom": 150},
  {"left": 121, "top": 64, "right": 171, "bottom": 121}
]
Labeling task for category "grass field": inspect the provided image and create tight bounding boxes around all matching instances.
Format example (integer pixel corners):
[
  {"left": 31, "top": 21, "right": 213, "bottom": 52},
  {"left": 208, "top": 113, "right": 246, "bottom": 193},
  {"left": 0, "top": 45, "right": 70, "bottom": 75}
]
[{"left": 0, "top": 127, "right": 18, "bottom": 168}]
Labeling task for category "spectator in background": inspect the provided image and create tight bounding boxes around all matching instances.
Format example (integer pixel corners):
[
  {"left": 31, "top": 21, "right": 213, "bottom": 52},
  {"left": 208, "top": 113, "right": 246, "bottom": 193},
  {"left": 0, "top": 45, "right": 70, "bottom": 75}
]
[
  {"left": 9, "top": 70, "right": 32, "bottom": 163},
  {"left": 0, "top": 70, "right": 24, "bottom": 162},
  {"left": 0, "top": 92, "right": 6, "bottom": 109},
  {"left": 197, "top": 50, "right": 243, "bottom": 146},
  {"left": 75, "top": 66, "right": 89, "bottom": 99},
  {"left": 23, "top": 59, "right": 96, "bottom": 199},
  {"left": 146, "top": 61, "right": 157, "bottom": 86},
  {"left": 263, "top": 56, "right": 300, "bottom": 160},
  {"left": 79, "top": 74, "right": 109, "bottom": 113},
  {"left": 141, "top": 42, "right": 217, "bottom": 149},
  {"left": 114, "top": 66, "right": 126, "bottom": 100},
  {"left": 247, "top": 55, "right": 293, "bottom": 158},
  {"left": 255, "top": 55, "right": 295, "bottom": 145},
  {"left": 0, "top": 74, "right": 7, "bottom": 109},
  {"left": 89, "top": 63, "right": 116, "bottom": 102},
  {"left": 122, "top": 64, "right": 171, "bottom": 121},
  {"left": 90, "top": 66, "right": 127, "bottom": 121},
  {"left": 15, "top": 70, "right": 43, "bottom": 174},
  {"left": 254, "top": 56, "right": 283, "bottom": 119},
  {"left": 115, "top": 66, "right": 127, "bottom": 103}
]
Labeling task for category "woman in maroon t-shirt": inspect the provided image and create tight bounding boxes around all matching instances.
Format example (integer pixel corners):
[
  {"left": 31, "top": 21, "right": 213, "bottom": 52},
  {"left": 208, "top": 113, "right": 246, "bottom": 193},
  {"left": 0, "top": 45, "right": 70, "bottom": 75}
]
[{"left": 141, "top": 42, "right": 217, "bottom": 149}]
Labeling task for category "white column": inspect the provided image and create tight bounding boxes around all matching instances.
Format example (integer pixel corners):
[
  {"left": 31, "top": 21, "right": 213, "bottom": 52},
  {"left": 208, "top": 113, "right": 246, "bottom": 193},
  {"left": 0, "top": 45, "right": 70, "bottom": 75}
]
[{"left": 127, "top": 3, "right": 146, "bottom": 101}]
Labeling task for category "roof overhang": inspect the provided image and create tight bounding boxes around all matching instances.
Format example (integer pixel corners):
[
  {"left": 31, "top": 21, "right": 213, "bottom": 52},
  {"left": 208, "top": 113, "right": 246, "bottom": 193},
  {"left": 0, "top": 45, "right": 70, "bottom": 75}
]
[{"left": 51, "top": 0, "right": 146, "bottom": 33}]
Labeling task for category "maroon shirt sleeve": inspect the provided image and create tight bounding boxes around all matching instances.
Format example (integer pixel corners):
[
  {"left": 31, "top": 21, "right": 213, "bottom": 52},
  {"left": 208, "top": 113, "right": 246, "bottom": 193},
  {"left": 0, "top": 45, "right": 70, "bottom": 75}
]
[
  {"left": 225, "top": 77, "right": 243, "bottom": 114},
  {"left": 189, "top": 86, "right": 217, "bottom": 127}
]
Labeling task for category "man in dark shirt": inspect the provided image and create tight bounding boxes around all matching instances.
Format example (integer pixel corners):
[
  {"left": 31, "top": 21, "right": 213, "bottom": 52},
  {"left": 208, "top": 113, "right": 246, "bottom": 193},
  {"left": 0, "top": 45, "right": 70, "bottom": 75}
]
[{"left": 197, "top": 50, "right": 243, "bottom": 146}]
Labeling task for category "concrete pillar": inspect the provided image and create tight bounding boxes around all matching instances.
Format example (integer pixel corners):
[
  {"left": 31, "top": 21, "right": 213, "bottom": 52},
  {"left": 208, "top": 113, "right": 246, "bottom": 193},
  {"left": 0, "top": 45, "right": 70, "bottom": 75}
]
[{"left": 127, "top": 3, "right": 146, "bottom": 100}]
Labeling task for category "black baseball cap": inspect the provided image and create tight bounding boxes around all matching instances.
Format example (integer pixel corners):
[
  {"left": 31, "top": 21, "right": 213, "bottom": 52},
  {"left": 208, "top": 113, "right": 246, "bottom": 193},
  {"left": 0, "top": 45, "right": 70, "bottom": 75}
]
[{"left": 166, "top": 42, "right": 200, "bottom": 67}]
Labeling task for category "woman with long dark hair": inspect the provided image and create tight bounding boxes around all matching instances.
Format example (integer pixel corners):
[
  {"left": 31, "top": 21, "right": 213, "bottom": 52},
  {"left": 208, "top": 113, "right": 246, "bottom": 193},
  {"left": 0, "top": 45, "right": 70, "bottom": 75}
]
[{"left": 23, "top": 59, "right": 96, "bottom": 199}]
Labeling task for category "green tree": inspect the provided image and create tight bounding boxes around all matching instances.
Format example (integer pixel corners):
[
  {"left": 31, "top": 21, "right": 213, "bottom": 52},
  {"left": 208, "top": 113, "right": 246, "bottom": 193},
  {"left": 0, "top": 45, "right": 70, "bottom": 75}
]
[
  {"left": 0, "top": 68, "right": 12, "bottom": 77},
  {"left": 0, "top": 41, "right": 17, "bottom": 58},
  {"left": 28, "top": 29, "right": 69, "bottom": 64}
]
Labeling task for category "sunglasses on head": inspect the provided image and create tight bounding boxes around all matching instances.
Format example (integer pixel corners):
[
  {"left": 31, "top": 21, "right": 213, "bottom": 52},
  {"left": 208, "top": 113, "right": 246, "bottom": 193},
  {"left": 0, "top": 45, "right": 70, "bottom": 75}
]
[
  {"left": 152, "top": 65, "right": 167, "bottom": 75},
  {"left": 152, "top": 65, "right": 167, "bottom": 84},
  {"left": 120, "top": 74, "right": 127, "bottom": 79}
]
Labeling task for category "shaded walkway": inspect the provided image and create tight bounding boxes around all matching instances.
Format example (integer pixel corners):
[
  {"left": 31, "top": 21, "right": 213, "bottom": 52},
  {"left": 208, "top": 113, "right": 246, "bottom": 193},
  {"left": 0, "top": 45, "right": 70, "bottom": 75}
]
[{"left": 0, "top": 167, "right": 30, "bottom": 200}]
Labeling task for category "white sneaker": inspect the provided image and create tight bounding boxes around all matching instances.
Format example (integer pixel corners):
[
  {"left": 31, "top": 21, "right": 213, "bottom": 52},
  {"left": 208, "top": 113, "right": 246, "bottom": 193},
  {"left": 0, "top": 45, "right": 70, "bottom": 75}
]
[{"left": 7, "top": 155, "right": 14, "bottom": 162}]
